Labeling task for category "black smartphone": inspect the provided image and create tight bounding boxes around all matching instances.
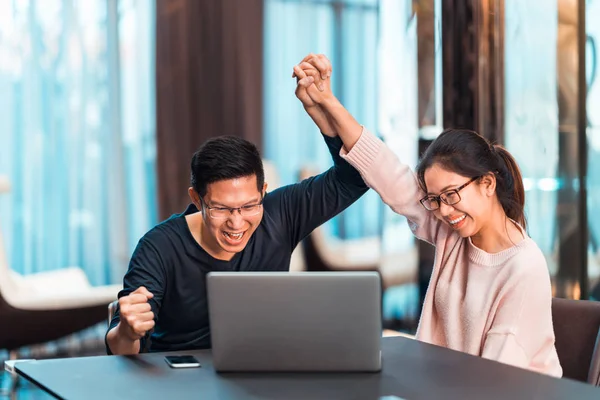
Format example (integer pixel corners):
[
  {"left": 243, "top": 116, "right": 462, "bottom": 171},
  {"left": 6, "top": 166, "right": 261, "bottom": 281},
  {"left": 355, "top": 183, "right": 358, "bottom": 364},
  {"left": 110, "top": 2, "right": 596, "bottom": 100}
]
[{"left": 164, "top": 355, "right": 201, "bottom": 368}]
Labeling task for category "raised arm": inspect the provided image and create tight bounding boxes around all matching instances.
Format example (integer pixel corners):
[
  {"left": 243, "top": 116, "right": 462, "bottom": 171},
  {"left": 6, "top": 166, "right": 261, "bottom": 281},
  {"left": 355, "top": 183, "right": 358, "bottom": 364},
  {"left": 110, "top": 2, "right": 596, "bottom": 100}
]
[
  {"left": 265, "top": 133, "right": 369, "bottom": 248},
  {"left": 293, "top": 58, "right": 362, "bottom": 150},
  {"left": 293, "top": 54, "right": 448, "bottom": 244},
  {"left": 293, "top": 54, "right": 336, "bottom": 137}
]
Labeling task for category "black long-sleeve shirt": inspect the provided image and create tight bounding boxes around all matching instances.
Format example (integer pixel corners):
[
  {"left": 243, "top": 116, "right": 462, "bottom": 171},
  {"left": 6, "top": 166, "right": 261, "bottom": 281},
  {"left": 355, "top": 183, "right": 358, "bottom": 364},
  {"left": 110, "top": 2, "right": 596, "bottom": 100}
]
[{"left": 106, "top": 135, "right": 368, "bottom": 353}]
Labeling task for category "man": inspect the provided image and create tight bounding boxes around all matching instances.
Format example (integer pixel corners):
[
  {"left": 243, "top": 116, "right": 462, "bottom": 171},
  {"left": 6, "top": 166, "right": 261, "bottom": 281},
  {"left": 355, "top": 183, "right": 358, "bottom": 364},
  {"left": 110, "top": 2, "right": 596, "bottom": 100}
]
[{"left": 106, "top": 67, "right": 367, "bottom": 354}]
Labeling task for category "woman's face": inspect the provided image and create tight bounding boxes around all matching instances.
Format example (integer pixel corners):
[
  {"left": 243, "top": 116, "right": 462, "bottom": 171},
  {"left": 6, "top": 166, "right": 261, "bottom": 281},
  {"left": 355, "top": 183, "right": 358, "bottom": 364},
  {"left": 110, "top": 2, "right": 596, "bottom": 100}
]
[{"left": 423, "top": 164, "right": 495, "bottom": 238}]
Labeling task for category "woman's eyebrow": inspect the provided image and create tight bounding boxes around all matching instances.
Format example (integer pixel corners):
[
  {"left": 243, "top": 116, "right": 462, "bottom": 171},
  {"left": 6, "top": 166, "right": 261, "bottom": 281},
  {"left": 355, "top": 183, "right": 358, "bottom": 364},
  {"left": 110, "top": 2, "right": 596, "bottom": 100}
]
[{"left": 427, "top": 184, "right": 459, "bottom": 195}]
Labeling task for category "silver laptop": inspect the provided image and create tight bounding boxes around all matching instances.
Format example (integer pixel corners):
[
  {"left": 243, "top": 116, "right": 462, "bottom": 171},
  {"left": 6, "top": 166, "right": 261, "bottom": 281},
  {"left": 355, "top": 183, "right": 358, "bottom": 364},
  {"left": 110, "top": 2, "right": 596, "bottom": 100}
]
[{"left": 207, "top": 271, "right": 382, "bottom": 372}]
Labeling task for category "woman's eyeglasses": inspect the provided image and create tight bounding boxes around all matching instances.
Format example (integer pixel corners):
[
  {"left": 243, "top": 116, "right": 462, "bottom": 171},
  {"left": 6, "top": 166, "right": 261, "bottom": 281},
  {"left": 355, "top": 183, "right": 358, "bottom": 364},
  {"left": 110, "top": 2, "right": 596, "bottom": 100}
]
[{"left": 419, "top": 177, "right": 478, "bottom": 211}]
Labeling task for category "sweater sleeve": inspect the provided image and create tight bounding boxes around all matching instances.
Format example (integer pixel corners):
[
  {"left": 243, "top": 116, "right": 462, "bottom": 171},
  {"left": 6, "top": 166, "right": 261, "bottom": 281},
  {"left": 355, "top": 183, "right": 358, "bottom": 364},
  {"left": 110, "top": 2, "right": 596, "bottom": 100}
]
[
  {"left": 481, "top": 333, "right": 530, "bottom": 368},
  {"left": 481, "top": 250, "right": 562, "bottom": 376},
  {"left": 341, "top": 127, "right": 450, "bottom": 245}
]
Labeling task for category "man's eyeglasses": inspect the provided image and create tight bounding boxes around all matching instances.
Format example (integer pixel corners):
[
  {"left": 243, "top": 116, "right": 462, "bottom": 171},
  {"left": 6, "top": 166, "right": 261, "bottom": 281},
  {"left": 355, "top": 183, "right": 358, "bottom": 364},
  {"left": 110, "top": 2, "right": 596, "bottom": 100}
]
[
  {"left": 419, "top": 177, "right": 479, "bottom": 211},
  {"left": 201, "top": 198, "right": 264, "bottom": 219}
]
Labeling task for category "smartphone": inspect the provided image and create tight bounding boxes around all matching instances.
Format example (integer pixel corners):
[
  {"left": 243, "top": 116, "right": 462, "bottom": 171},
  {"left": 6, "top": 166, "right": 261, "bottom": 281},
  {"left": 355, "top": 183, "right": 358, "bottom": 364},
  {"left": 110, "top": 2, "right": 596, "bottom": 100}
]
[{"left": 165, "top": 355, "right": 201, "bottom": 368}]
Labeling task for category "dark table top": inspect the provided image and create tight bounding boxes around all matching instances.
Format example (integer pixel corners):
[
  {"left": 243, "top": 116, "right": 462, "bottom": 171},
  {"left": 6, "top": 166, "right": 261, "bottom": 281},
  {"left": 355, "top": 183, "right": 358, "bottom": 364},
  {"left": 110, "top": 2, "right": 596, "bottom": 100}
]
[{"left": 16, "top": 336, "right": 600, "bottom": 400}]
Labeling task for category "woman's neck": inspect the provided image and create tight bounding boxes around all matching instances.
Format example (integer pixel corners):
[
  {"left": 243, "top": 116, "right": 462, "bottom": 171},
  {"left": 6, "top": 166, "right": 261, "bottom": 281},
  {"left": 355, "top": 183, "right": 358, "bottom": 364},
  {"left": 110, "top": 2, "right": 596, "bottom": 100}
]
[{"left": 470, "top": 203, "right": 525, "bottom": 254}]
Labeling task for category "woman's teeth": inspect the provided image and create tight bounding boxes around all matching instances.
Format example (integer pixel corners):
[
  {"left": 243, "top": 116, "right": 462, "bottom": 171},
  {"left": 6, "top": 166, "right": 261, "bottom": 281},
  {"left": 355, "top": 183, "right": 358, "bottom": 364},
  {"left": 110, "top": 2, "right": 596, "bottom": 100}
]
[{"left": 449, "top": 215, "right": 466, "bottom": 225}]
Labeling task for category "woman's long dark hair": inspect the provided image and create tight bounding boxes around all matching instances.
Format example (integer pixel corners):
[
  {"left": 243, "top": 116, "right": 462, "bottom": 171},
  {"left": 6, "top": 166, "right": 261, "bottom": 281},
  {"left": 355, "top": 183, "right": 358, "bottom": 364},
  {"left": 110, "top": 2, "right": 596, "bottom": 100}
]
[{"left": 416, "top": 129, "right": 526, "bottom": 230}]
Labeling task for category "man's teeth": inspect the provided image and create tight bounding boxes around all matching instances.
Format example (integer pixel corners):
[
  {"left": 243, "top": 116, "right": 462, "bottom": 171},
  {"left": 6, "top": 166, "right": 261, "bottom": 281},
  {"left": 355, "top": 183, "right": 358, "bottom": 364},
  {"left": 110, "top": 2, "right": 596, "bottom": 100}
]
[
  {"left": 449, "top": 215, "right": 466, "bottom": 225},
  {"left": 225, "top": 232, "right": 243, "bottom": 239}
]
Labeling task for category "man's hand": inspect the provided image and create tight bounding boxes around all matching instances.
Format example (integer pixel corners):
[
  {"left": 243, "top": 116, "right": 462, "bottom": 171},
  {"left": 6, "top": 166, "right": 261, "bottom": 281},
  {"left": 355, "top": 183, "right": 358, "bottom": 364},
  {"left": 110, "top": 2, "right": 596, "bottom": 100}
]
[
  {"left": 293, "top": 53, "right": 334, "bottom": 105},
  {"left": 294, "top": 65, "right": 333, "bottom": 106},
  {"left": 294, "top": 53, "right": 363, "bottom": 151},
  {"left": 292, "top": 53, "right": 335, "bottom": 136},
  {"left": 294, "top": 66, "right": 320, "bottom": 106},
  {"left": 117, "top": 286, "right": 155, "bottom": 341},
  {"left": 292, "top": 53, "right": 332, "bottom": 84}
]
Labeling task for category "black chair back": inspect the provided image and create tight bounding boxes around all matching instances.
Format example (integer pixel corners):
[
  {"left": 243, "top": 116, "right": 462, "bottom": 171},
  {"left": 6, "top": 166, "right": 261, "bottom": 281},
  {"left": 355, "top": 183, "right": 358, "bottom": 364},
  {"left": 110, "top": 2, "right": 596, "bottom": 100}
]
[{"left": 552, "top": 298, "right": 600, "bottom": 384}]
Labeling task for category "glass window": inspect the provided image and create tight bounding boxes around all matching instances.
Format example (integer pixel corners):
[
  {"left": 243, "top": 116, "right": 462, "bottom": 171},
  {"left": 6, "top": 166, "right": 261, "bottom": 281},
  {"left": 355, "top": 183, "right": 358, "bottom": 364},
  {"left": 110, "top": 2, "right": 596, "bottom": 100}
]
[
  {"left": 505, "top": 0, "right": 596, "bottom": 299},
  {"left": 505, "top": 1, "right": 559, "bottom": 270},
  {"left": 587, "top": 0, "right": 600, "bottom": 299},
  {"left": 263, "top": 0, "right": 380, "bottom": 239},
  {"left": 0, "top": 0, "right": 157, "bottom": 285},
  {"left": 264, "top": 0, "right": 428, "bottom": 328}
]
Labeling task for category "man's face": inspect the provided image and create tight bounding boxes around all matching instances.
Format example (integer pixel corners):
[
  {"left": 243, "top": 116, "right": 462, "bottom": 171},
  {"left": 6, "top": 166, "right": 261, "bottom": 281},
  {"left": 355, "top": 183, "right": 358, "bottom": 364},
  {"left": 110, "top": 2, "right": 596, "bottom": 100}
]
[{"left": 193, "top": 175, "right": 266, "bottom": 259}]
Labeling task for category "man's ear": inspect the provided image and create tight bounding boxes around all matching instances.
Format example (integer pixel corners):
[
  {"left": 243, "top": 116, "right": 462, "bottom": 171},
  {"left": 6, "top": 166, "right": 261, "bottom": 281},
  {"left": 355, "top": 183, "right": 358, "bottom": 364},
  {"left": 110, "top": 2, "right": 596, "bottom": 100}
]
[
  {"left": 262, "top": 182, "right": 268, "bottom": 197},
  {"left": 479, "top": 173, "right": 497, "bottom": 196},
  {"left": 188, "top": 187, "right": 199, "bottom": 204},
  {"left": 189, "top": 187, "right": 207, "bottom": 219},
  {"left": 189, "top": 187, "right": 204, "bottom": 214}
]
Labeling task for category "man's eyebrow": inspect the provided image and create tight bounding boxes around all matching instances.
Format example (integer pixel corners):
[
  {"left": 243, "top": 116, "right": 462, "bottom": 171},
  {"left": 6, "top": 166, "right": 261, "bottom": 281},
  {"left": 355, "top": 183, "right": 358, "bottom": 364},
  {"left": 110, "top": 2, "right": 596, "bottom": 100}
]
[
  {"left": 242, "top": 198, "right": 261, "bottom": 206},
  {"left": 207, "top": 201, "right": 228, "bottom": 208},
  {"left": 208, "top": 198, "right": 261, "bottom": 208}
]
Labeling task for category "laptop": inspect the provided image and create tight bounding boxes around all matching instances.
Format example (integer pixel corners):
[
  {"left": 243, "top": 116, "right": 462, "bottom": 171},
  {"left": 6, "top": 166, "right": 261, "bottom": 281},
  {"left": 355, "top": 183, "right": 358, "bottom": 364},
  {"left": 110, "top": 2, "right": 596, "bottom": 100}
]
[{"left": 207, "top": 271, "right": 382, "bottom": 372}]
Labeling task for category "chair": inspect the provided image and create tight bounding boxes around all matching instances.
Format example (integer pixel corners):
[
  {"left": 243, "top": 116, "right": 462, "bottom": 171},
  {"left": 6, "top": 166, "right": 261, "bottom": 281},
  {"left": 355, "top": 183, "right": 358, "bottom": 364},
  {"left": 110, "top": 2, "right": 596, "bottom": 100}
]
[
  {"left": 302, "top": 226, "right": 380, "bottom": 272},
  {"left": 0, "top": 176, "right": 121, "bottom": 352},
  {"left": 108, "top": 300, "right": 119, "bottom": 327},
  {"left": 296, "top": 165, "right": 380, "bottom": 272},
  {"left": 552, "top": 297, "right": 600, "bottom": 384}
]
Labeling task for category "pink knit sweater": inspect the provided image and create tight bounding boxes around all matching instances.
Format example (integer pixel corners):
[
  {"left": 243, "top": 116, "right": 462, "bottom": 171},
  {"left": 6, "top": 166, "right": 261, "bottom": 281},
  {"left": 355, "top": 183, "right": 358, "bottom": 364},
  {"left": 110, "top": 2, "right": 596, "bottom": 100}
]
[{"left": 342, "top": 127, "right": 562, "bottom": 377}]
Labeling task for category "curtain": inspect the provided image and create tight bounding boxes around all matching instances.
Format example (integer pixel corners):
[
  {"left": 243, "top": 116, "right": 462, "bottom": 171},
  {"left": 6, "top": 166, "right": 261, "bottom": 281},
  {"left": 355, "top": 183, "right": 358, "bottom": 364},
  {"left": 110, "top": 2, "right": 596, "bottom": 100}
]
[
  {"left": 0, "top": 0, "right": 157, "bottom": 286},
  {"left": 155, "top": 0, "right": 264, "bottom": 220}
]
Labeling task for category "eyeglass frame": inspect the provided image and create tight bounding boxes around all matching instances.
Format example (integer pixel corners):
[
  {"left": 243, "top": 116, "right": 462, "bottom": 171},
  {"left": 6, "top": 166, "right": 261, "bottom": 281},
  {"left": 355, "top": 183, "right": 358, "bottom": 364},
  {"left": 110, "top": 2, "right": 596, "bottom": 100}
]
[
  {"left": 419, "top": 176, "right": 479, "bottom": 211},
  {"left": 200, "top": 196, "right": 264, "bottom": 219}
]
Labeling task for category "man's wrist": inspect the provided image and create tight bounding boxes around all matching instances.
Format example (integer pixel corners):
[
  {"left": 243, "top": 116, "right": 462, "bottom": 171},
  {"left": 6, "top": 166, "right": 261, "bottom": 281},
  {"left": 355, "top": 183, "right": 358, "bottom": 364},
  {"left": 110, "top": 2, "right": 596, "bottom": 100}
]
[
  {"left": 304, "top": 105, "right": 336, "bottom": 137},
  {"left": 116, "top": 321, "right": 138, "bottom": 342},
  {"left": 108, "top": 323, "right": 141, "bottom": 355}
]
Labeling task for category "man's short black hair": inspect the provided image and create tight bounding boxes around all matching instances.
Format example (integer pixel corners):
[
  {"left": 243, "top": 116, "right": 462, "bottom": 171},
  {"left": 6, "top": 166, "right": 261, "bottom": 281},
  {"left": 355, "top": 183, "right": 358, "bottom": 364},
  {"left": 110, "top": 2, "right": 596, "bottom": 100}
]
[{"left": 190, "top": 136, "right": 265, "bottom": 198}]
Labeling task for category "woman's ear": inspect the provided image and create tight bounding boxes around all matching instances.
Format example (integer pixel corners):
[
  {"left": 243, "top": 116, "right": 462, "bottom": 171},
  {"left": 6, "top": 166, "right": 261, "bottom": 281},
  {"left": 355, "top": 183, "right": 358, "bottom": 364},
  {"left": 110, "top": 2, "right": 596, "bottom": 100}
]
[{"left": 479, "top": 173, "right": 497, "bottom": 196}]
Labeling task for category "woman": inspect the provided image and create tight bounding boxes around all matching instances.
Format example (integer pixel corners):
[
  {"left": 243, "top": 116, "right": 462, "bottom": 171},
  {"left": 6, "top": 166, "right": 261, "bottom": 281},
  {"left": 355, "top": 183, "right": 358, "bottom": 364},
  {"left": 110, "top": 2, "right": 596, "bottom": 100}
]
[{"left": 292, "top": 54, "right": 562, "bottom": 377}]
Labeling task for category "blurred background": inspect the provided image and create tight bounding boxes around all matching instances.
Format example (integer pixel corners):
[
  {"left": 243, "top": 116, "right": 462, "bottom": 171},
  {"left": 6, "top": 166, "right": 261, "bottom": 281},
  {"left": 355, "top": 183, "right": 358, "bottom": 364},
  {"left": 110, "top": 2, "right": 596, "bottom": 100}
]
[{"left": 0, "top": 0, "right": 599, "bottom": 392}]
